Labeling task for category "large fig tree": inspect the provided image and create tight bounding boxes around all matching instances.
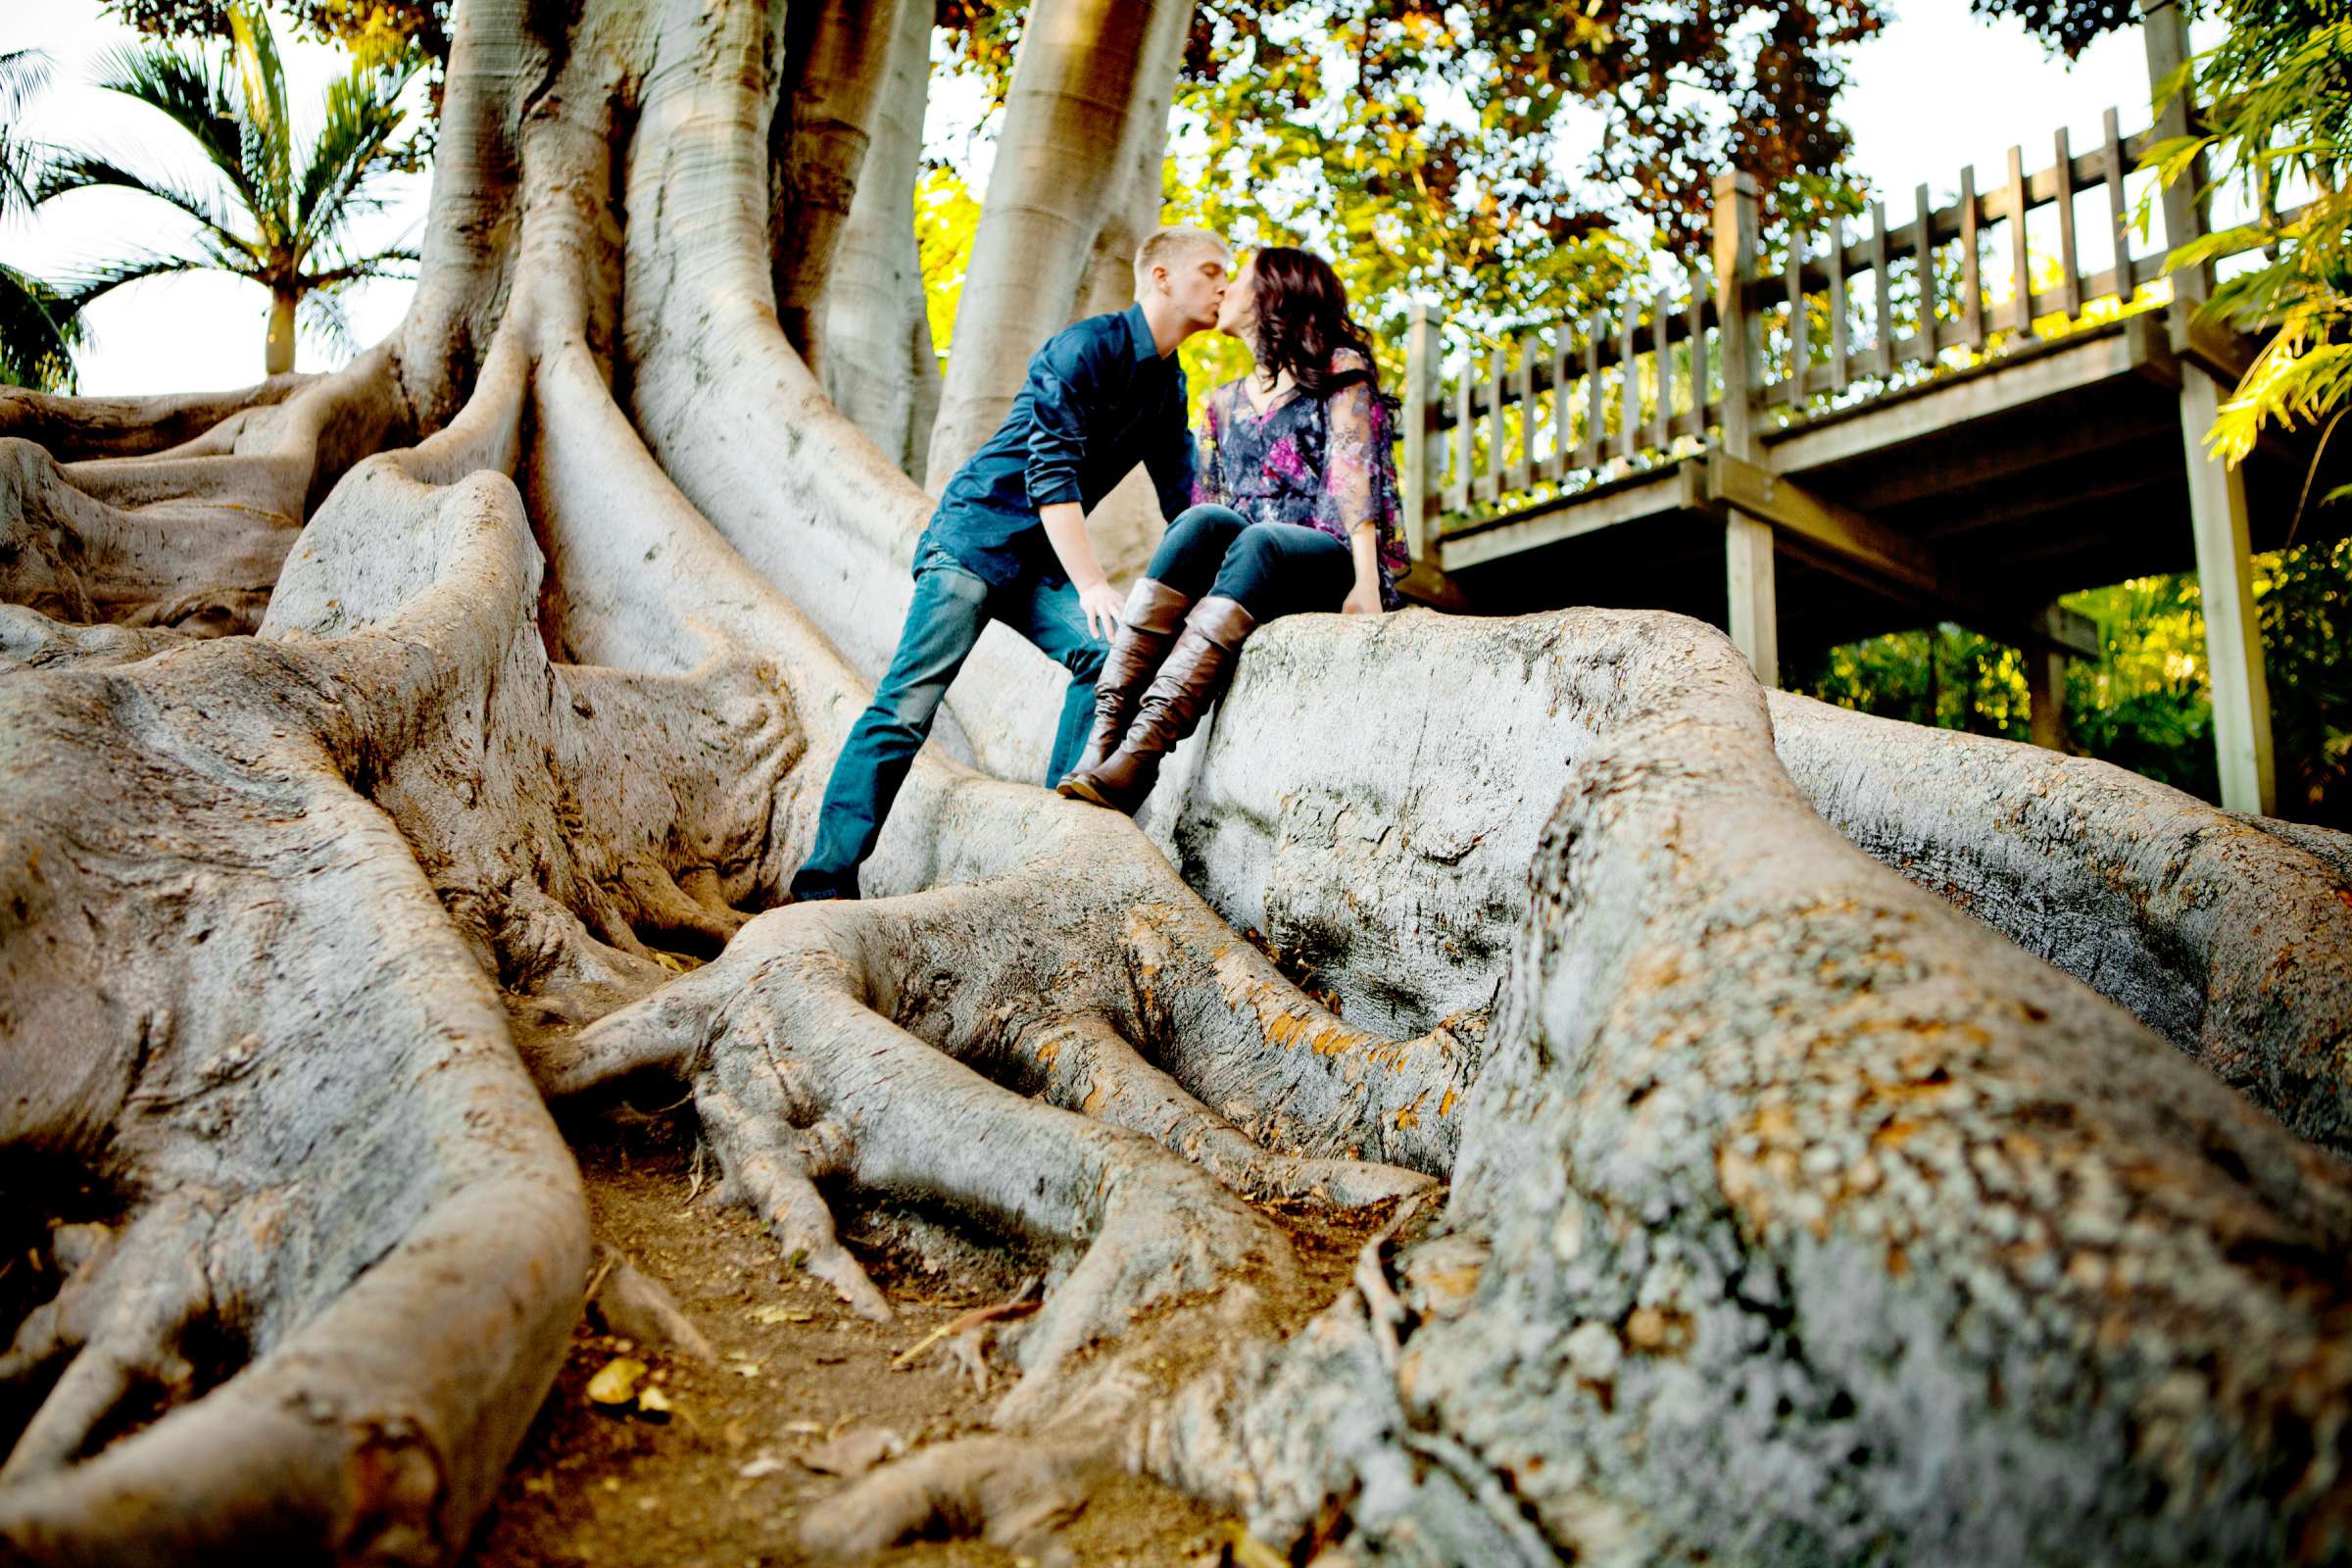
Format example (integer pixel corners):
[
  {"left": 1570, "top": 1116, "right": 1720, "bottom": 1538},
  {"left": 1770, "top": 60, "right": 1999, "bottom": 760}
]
[{"left": 3, "top": 0, "right": 2349, "bottom": 1562}]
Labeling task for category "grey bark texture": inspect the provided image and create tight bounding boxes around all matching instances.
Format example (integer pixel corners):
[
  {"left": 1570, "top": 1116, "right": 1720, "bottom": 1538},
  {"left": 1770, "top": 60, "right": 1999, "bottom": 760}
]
[{"left": 2, "top": 0, "right": 2349, "bottom": 1563}]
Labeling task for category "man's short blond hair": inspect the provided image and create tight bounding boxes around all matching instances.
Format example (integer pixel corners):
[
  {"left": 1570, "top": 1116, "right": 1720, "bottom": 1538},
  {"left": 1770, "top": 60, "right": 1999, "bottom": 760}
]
[{"left": 1133, "top": 225, "right": 1229, "bottom": 293}]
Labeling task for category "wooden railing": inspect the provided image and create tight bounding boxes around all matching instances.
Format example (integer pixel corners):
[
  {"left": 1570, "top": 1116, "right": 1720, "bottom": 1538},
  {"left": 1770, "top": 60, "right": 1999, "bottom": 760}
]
[{"left": 1396, "top": 108, "right": 2175, "bottom": 560}]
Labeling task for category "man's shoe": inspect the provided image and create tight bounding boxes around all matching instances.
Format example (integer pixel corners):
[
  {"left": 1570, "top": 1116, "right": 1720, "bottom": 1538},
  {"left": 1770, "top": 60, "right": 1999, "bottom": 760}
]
[
  {"left": 1058, "top": 595, "right": 1255, "bottom": 814},
  {"left": 1062, "top": 578, "right": 1192, "bottom": 783}
]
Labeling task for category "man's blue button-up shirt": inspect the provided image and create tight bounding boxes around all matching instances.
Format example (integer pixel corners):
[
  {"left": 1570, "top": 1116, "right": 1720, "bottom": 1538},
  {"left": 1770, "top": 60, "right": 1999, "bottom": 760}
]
[{"left": 921, "top": 303, "right": 1195, "bottom": 590}]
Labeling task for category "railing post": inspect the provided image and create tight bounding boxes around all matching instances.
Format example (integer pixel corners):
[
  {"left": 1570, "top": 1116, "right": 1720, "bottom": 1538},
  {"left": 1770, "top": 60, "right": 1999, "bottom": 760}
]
[
  {"left": 1401, "top": 299, "right": 1440, "bottom": 564},
  {"left": 1711, "top": 170, "right": 1778, "bottom": 686},
  {"left": 2142, "top": 0, "right": 2211, "bottom": 320},
  {"left": 2142, "top": 0, "right": 2277, "bottom": 813},
  {"left": 2029, "top": 604, "right": 2070, "bottom": 751}
]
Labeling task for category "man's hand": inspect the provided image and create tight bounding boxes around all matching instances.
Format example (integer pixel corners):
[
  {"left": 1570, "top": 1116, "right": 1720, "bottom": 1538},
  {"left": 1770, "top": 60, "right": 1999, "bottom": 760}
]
[
  {"left": 1342, "top": 580, "right": 1384, "bottom": 616},
  {"left": 1077, "top": 579, "right": 1126, "bottom": 640}
]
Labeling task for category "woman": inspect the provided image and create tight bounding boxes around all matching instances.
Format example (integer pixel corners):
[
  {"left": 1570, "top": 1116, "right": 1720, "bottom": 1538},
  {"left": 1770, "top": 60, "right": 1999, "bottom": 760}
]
[{"left": 1057, "top": 246, "right": 1409, "bottom": 813}]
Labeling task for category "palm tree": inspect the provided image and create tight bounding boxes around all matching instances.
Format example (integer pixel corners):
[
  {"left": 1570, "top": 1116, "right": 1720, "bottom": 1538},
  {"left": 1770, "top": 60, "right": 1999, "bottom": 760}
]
[
  {"left": 1, "top": 48, "right": 87, "bottom": 392},
  {"left": 36, "top": 6, "right": 423, "bottom": 376}
]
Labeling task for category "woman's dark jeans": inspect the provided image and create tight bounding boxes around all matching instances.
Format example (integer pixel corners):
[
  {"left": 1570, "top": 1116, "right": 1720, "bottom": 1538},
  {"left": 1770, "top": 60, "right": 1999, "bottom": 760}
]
[{"left": 1146, "top": 504, "right": 1354, "bottom": 621}]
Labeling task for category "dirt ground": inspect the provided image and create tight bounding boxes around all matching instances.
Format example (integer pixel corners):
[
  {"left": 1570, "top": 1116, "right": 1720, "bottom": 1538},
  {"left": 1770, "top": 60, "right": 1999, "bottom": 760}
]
[{"left": 465, "top": 1102, "right": 1393, "bottom": 1568}]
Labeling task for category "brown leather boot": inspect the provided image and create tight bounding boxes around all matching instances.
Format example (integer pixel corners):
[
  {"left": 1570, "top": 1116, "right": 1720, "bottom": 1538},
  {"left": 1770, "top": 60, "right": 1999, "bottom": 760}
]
[
  {"left": 1058, "top": 596, "right": 1255, "bottom": 813},
  {"left": 1062, "top": 578, "right": 1192, "bottom": 782}
]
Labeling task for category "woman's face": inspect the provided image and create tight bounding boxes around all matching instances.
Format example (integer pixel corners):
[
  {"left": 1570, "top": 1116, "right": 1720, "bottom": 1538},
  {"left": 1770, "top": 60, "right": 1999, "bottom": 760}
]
[{"left": 1215, "top": 257, "right": 1257, "bottom": 340}]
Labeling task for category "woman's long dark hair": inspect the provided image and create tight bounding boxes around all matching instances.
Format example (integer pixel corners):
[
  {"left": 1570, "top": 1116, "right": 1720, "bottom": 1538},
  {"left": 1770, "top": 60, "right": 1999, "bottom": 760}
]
[{"left": 1249, "top": 246, "right": 1381, "bottom": 400}]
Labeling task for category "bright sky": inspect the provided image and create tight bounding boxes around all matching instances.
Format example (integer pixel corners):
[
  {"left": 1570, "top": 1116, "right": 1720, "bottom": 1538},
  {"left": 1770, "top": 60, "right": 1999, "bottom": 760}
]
[{"left": 2, "top": 0, "right": 2198, "bottom": 397}]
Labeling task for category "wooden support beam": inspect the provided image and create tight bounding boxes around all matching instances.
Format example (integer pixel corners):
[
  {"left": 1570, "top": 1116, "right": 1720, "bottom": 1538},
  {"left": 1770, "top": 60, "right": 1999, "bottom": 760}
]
[
  {"left": 2178, "top": 368, "right": 2278, "bottom": 813},
  {"left": 2142, "top": 0, "right": 2212, "bottom": 321},
  {"left": 1912, "top": 182, "right": 1936, "bottom": 363},
  {"left": 1727, "top": 513, "right": 1780, "bottom": 686},
  {"left": 1474, "top": 349, "right": 1505, "bottom": 505},
  {"left": 1696, "top": 453, "right": 2102, "bottom": 661},
  {"left": 1446, "top": 354, "right": 1473, "bottom": 515},
  {"left": 1702, "top": 452, "right": 1939, "bottom": 596},
  {"left": 1785, "top": 233, "right": 1809, "bottom": 408},
  {"left": 2053, "top": 127, "right": 2082, "bottom": 319},
  {"left": 1713, "top": 171, "right": 1778, "bottom": 685},
  {"left": 2004, "top": 144, "right": 2033, "bottom": 335},
  {"left": 1401, "top": 301, "right": 1440, "bottom": 562},
  {"left": 1508, "top": 332, "right": 1540, "bottom": 492},
  {"left": 2028, "top": 628, "right": 2070, "bottom": 750},
  {"left": 1582, "top": 316, "right": 1604, "bottom": 469},
  {"left": 2104, "top": 108, "right": 2132, "bottom": 306},
  {"left": 1651, "top": 300, "right": 1674, "bottom": 452},
  {"left": 1959, "top": 165, "right": 1985, "bottom": 351},
  {"left": 1544, "top": 331, "right": 1572, "bottom": 484},
  {"left": 1682, "top": 288, "right": 1708, "bottom": 440},
  {"left": 1617, "top": 308, "right": 1641, "bottom": 465},
  {"left": 1828, "top": 218, "right": 1849, "bottom": 392},
  {"left": 1870, "top": 201, "right": 1894, "bottom": 378},
  {"left": 2030, "top": 603, "right": 2101, "bottom": 662}
]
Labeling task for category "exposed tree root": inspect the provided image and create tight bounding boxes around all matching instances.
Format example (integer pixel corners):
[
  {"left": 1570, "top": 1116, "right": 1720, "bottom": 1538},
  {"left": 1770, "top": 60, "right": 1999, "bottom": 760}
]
[
  {"left": 0, "top": 348, "right": 411, "bottom": 635},
  {"left": 1158, "top": 609, "right": 2352, "bottom": 1156},
  {"left": 1174, "top": 615, "right": 2352, "bottom": 1565},
  {"left": 1769, "top": 690, "right": 2352, "bottom": 1152},
  {"left": 4, "top": 0, "right": 2351, "bottom": 1558}
]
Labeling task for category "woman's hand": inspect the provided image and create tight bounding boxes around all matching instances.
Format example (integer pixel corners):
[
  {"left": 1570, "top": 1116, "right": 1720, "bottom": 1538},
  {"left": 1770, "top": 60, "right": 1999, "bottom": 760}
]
[{"left": 1341, "top": 580, "right": 1384, "bottom": 616}]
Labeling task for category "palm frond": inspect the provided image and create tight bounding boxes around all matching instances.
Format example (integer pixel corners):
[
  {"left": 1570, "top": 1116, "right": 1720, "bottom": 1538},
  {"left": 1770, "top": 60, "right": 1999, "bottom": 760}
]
[
  {"left": 34, "top": 150, "right": 259, "bottom": 262},
  {"left": 302, "top": 242, "right": 423, "bottom": 290},
  {"left": 0, "top": 49, "right": 55, "bottom": 220},
  {"left": 0, "top": 48, "right": 52, "bottom": 117},
  {"left": 293, "top": 45, "right": 421, "bottom": 259},
  {"left": 225, "top": 3, "right": 294, "bottom": 236},
  {"left": 297, "top": 278, "right": 359, "bottom": 363},
  {"left": 55, "top": 249, "right": 215, "bottom": 314},
  {"left": 0, "top": 262, "right": 85, "bottom": 392},
  {"left": 87, "top": 40, "right": 273, "bottom": 241}
]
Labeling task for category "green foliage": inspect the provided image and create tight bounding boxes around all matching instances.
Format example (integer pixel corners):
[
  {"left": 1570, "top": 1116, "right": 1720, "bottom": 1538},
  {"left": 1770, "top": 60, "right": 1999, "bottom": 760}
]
[
  {"left": 98, "top": 0, "right": 450, "bottom": 69},
  {"left": 2146, "top": 0, "right": 2351, "bottom": 496},
  {"left": 34, "top": 4, "right": 424, "bottom": 369},
  {"left": 0, "top": 49, "right": 88, "bottom": 391},
  {"left": 913, "top": 163, "right": 981, "bottom": 364},
  {"left": 936, "top": 0, "right": 1895, "bottom": 390},
  {"left": 1800, "top": 537, "right": 2352, "bottom": 827}
]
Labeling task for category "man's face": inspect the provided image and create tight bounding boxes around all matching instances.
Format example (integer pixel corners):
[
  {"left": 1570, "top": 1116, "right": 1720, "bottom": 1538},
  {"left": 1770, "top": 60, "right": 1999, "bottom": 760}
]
[{"left": 1162, "top": 245, "right": 1229, "bottom": 335}]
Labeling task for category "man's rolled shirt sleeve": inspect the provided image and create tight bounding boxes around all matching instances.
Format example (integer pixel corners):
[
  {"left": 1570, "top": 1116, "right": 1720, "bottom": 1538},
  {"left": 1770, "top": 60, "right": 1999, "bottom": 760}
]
[{"left": 1024, "top": 337, "right": 1098, "bottom": 509}]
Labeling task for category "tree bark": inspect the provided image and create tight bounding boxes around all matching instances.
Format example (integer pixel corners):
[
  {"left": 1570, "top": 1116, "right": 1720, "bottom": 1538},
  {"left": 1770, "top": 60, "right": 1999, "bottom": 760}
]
[
  {"left": 922, "top": 0, "right": 1196, "bottom": 491},
  {"left": 3, "top": 0, "right": 2349, "bottom": 1563},
  {"left": 812, "top": 0, "right": 941, "bottom": 478}
]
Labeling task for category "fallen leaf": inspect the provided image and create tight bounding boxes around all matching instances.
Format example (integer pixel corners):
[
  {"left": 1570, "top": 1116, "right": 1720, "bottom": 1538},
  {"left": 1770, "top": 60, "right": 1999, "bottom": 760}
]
[{"left": 586, "top": 1357, "right": 647, "bottom": 1406}]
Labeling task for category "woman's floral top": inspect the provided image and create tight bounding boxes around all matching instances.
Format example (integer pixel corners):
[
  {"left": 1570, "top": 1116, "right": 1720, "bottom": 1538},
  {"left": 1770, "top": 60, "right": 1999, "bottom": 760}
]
[{"left": 1191, "top": 348, "right": 1411, "bottom": 608}]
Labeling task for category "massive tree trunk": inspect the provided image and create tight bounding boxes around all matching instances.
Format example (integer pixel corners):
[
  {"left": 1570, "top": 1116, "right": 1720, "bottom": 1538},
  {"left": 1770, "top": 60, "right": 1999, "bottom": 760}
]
[
  {"left": 2, "top": 1, "right": 2349, "bottom": 1564},
  {"left": 811, "top": 0, "right": 941, "bottom": 478}
]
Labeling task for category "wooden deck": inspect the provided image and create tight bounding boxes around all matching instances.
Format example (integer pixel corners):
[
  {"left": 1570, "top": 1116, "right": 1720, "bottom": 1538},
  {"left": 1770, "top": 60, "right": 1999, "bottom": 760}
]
[
  {"left": 1392, "top": 0, "right": 2328, "bottom": 813},
  {"left": 1429, "top": 314, "right": 2335, "bottom": 656}
]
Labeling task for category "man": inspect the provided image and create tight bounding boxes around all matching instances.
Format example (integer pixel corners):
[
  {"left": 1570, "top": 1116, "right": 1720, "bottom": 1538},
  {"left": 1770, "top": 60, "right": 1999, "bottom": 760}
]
[{"left": 788, "top": 224, "right": 1230, "bottom": 901}]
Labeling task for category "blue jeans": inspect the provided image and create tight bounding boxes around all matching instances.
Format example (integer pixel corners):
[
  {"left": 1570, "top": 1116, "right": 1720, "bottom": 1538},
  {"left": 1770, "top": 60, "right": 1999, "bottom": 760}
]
[
  {"left": 791, "top": 544, "right": 1106, "bottom": 900},
  {"left": 1148, "top": 505, "right": 1355, "bottom": 620}
]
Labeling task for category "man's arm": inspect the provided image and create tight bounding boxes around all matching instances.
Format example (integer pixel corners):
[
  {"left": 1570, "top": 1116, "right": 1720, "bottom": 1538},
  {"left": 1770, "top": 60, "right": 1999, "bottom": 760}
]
[
  {"left": 1039, "top": 501, "right": 1123, "bottom": 638},
  {"left": 1023, "top": 327, "right": 1102, "bottom": 518},
  {"left": 1024, "top": 326, "right": 1126, "bottom": 638}
]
